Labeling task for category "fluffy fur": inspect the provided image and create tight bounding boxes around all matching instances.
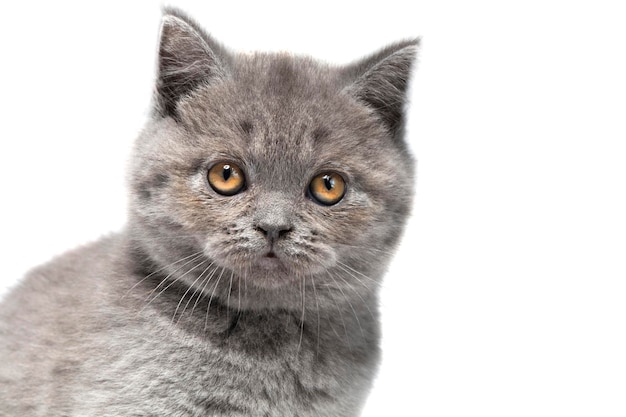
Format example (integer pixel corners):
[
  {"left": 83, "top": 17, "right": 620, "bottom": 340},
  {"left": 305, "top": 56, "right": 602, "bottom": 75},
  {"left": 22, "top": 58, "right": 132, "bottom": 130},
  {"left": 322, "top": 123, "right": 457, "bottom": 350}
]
[{"left": 0, "top": 8, "right": 418, "bottom": 417}]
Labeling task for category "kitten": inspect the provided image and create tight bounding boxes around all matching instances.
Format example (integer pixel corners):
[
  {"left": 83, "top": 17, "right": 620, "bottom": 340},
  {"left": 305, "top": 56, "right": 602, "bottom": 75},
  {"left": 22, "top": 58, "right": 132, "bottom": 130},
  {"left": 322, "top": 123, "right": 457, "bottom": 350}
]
[{"left": 0, "top": 8, "right": 417, "bottom": 417}]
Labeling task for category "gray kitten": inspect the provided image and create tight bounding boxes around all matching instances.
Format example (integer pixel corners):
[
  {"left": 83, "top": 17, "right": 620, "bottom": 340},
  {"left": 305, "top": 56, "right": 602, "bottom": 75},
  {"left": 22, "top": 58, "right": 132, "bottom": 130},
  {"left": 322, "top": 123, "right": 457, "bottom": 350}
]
[{"left": 0, "top": 8, "right": 417, "bottom": 417}]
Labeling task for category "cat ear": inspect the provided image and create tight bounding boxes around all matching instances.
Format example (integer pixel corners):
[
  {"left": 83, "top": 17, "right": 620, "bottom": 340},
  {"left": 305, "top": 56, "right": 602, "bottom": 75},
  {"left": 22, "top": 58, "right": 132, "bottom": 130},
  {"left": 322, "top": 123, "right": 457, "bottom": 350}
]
[
  {"left": 343, "top": 40, "right": 419, "bottom": 140},
  {"left": 155, "top": 8, "right": 229, "bottom": 118}
]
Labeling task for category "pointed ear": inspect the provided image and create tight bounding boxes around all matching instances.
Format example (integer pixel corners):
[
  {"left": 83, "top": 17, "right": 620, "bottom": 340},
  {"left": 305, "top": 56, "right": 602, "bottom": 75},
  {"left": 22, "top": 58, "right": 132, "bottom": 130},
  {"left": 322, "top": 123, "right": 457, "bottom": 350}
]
[
  {"left": 343, "top": 40, "right": 419, "bottom": 140},
  {"left": 155, "top": 9, "right": 228, "bottom": 118}
]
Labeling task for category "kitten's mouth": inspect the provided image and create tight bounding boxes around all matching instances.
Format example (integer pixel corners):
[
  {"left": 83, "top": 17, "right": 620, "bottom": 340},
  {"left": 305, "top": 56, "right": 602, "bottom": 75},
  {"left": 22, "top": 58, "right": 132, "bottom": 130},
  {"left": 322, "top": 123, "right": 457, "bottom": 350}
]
[{"left": 256, "top": 249, "right": 287, "bottom": 273}]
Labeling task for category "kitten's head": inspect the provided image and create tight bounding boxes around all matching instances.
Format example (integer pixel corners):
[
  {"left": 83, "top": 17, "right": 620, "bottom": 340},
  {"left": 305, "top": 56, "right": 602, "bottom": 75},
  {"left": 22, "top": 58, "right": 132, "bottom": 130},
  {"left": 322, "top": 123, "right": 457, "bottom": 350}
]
[{"left": 129, "top": 9, "right": 417, "bottom": 307}]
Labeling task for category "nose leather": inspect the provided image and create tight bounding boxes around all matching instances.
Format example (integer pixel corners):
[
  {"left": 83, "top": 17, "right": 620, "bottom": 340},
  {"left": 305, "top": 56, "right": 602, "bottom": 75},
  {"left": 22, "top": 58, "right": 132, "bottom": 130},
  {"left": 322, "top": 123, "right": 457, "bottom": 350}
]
[{"left": 253, "top": 192, "right": 294, "bottom": 241}]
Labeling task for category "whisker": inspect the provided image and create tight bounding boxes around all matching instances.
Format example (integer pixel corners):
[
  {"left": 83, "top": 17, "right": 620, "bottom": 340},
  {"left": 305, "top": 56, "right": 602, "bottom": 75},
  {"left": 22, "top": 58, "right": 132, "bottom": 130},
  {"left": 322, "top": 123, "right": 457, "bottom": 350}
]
[
  {"left": 334, "top": 264, "right": 376, "bottom": 322},
  {"left": 142, "top": 252, "right": 205, "bottom": 303},
  {"left": 324, "top": 270, "right": 354, "bottom": 351},
  {"left": 179, "top": 262, "right": 216, "bottom": 321},
  {"left": 171, "top": 261, "right": 214, "bottom": 323},
  {"left": 335, "top": 263, "right": 374, "bottom": 293},
  {"left": 237, "top": 273, "right": 242, "bottom": 313},
  {"left": 297, "top": 271, "right": 306, "bottom": 353},
  {"left": 328, "top": 271, "right": 364, "bottom": 338},
  {"left": 226, "top": 269, "right": 234, "bottom": 323},
  {"left": 205, "top": 268, "right": 226, "bottom": 331},
  {"left": 131, "top": 233, "right": 206, "bottom": 240},
  {"left": 123, "top": 250, "right": 204, "bottom": 299},
  {"left": 142, "top": 259, "right": 207, "bottom": 311},
  {"left": 336, "top": 261, "right": 379, "bottom": 285},
  {"left": 308, "top": 271, "right": 321, "bottom": 355},
  {"left": 338, "top": 243, "right": 395, "bottom": 256},
  {"left": 190, "top": 264, "right": 221, "bottom": 318}
]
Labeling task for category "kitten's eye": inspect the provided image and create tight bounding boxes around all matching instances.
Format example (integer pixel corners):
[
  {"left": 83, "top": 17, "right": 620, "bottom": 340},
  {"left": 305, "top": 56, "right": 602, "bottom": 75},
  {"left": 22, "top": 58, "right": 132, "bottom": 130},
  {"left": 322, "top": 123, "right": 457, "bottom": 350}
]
[
  {"left": 208, "top": 162, "right": 246, "bottom": 196},
  {"left": 309, "top": 172, "right": 346, "bottom": 206}
]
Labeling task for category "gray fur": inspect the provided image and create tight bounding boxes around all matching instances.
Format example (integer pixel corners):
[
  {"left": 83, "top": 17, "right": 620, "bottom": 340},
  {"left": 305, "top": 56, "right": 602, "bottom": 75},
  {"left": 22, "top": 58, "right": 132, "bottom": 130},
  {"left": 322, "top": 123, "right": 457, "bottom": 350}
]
[{"left": 0, "top": 8, "right": 418, "bottom": 417}]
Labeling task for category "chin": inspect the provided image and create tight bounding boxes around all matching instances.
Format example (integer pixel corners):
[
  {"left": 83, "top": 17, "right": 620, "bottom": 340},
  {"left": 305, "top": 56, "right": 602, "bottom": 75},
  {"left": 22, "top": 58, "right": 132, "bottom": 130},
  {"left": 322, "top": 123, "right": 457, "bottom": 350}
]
[
  {"left": 213, "top": 251, "right": 330, "bottom": 291},
  {"left": 246, "top": 257, "right": 296, "bottom": 289}
]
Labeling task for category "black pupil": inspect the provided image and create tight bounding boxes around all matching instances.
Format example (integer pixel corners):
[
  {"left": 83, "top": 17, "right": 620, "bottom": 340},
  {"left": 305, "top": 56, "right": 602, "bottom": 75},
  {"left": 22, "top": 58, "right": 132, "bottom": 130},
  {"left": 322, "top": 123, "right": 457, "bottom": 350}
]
[
  {"left": 323, "top": 175, "right": 334, "bottom": 191},
  {"left": 222, "top": 165, "right": 232, "bottom": 181}
]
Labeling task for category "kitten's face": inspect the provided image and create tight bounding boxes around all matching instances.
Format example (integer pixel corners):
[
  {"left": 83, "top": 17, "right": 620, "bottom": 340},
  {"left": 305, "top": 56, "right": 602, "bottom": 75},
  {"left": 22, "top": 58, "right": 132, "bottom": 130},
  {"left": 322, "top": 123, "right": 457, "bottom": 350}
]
[{"left": 130, "top": 12, "right": 417, "bottom": 296}]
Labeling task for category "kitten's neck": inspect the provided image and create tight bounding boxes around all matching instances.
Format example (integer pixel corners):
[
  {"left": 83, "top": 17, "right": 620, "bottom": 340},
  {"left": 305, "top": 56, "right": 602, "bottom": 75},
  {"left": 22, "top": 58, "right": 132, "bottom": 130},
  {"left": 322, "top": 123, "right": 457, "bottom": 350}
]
[{"left": 122, "top": 230, "right": 380, "bottom": 353}]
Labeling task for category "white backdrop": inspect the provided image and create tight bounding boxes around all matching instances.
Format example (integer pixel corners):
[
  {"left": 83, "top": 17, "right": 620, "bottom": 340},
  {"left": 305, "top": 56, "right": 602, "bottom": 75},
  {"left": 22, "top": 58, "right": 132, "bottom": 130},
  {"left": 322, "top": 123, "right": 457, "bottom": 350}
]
[{"left": 1, "top": 1, "right": 625, "bottom": 416}]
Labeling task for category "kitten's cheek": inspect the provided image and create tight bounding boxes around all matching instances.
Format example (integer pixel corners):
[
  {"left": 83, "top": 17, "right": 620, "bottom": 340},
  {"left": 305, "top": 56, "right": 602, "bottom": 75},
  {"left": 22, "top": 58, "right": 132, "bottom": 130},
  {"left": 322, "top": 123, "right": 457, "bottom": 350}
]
[
  {"left": 201, "top": 237, "right": 226, "bottom": 264},
  {"left": 200, "top": 235, "right": 261, "bottom": 267}
]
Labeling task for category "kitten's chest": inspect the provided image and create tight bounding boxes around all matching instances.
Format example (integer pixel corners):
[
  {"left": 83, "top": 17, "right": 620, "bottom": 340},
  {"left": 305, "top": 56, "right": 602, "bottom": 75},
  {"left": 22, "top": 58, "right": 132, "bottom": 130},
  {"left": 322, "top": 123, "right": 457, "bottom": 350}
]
[
  {"left": 81, "top": 309, "right": 372, "bottom": 417},
  {"left": 174, "top": 323, "right": 339, "bottom": 414}
]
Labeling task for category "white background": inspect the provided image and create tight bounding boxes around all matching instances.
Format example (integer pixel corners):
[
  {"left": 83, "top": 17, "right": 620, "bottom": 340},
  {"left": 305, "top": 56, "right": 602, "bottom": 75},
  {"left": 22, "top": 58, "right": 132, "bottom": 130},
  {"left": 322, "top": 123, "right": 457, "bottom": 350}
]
[{"left": 1, "top": 1, "right": 625, "bottom": 416}]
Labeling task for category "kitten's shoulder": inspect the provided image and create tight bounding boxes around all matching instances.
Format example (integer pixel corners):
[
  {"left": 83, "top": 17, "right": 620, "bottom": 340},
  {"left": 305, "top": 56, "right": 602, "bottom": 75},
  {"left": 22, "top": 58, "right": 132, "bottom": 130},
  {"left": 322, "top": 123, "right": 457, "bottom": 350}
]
[
  {"left": 0, "top": 233, "right": 127, "bottom": 317},
  {"left": 0, "top": 233, "right": 131, "bottom": 411}
]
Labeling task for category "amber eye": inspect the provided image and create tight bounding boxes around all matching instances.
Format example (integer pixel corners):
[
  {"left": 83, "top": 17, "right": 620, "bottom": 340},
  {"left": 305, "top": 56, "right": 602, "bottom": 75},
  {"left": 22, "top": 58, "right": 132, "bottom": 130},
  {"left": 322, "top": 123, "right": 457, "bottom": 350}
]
[
  {"left": 309, "top": 172, "right": 346, "bottom": 206},
  {"left": 208, "top": 162, "right": 246, "bottom": 196}
]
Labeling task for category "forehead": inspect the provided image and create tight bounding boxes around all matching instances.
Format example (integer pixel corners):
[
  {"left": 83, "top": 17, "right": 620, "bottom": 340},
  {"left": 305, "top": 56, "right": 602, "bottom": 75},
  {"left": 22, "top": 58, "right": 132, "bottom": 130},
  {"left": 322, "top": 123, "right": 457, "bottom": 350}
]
[
  {"left": 176, "top": 54, "right": 385, "bottom": 179},
  {"left": 228, "top": 53, "right": 347, "bottom": 144},
  {"left": 188, "top": 53, "right": 354, "bottom": 124}
]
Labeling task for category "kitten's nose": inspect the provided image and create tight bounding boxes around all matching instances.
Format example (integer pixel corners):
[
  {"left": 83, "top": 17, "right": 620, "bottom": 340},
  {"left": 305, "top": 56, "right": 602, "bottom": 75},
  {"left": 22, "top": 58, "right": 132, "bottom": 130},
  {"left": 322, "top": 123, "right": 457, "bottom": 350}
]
[
  {"left": 253, "top": 192, "right": 294, "bottom": 242},
  {"left": 255, "top": 222, "right": 292, "bottom": 241}
]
